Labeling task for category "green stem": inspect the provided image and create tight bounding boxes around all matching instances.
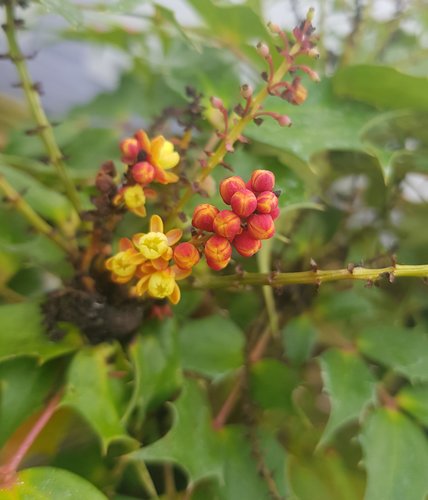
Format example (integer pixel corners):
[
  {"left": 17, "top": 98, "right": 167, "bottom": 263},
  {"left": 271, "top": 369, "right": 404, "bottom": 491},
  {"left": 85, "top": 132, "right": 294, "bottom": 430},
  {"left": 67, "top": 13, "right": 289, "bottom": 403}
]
[
  {"left": 197, "top": 264, "right": 428, "bottom": 289},
  {"left": 3, "top": 1, "right": 81, "bottom": 216},
  {"left": 0, "top": 173, "right": 77, "bottom": 257}
]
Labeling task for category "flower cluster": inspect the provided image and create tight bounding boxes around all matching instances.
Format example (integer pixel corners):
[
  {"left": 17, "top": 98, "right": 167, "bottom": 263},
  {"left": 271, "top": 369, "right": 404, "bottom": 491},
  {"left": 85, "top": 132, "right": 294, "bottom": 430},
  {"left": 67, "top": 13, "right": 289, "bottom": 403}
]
[
  {"left": 113, "top": 130, "right": 180, "bottom": 217},
  {"left": 105, "top": 215, "right": 199, "bottom": 304},
  {"left": 192, "top": 169, "right": 280, "bottom": 270}
]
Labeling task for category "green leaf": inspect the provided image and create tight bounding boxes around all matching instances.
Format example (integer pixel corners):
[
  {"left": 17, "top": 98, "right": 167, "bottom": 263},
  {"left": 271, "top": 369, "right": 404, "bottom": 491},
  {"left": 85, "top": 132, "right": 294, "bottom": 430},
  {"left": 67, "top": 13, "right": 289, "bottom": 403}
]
[
  {"left": 357, "top": 325, "right": 428, "bottom": 383},
  {"left": 319, "top": 349, "right": 376, "bottom": 446},
  {"left": 124, "top": 319, "right": 182, "bottom": 422},
  {"left": 0, "top": 302, "right": 80, "bottom": 362},
  {"left": 0, "top": 467, "right": 107, "bottom": 499},
  {"left": 178, "top": 315, "right": 244, "bottom": 378},
  {"left": 250, "top": 359, "right": 297, "bottom": 412},
  {"left": 38, "top": 0, "right": 83, "bottom": 27},
  {"left": 333, "top": 65, "right": 428, "bottom": 110},
  {"left": 61, "top": 345, "right": 134, "bottom": 453},
  {"left": 245, "top": 80, "right": 376, "bottom": 163},
  {"left": 361, "top": 408, "right": 428, "bottom": 500},
  {"left": 397, "top": 385, "right": 428, "bottom": 427},
  {"left": 130, "top": 379, "right": 223, "bottom": 485},
  {"left": 0, "top": 358, "right": 60, "bottom": 447},
  {"left": 0, "top": 164, "right": 73, "bottom": 225},
  {"left": 282, "top": 315, "right": 317, "bottom": 366}
]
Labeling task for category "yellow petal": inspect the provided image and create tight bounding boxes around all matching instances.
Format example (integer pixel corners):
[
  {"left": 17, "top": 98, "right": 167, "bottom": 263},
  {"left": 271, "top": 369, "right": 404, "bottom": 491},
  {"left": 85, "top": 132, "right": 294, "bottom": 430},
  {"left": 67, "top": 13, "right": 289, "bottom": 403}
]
[
  {"left": 135, "top": 275, "right": 150, "bottom": 296},
  {"left": 160, "top": 152, "right": 180, "bottom": 169},
  {"left": 150, "top": 214, "right": 164, "bottom": 233},
  {"left": 166, "top": 228, "right": 182, "bottom": 246},
  {"left": 168, "top": 283, "right": 181, "bottom": 304}
]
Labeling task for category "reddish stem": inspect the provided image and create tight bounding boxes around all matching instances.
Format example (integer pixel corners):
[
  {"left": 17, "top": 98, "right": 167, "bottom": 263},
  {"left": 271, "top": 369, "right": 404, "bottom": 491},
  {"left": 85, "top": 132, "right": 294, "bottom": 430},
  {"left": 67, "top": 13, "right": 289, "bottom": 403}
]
[{"left": 0, "top": 392, "right": 62, "bottom": 486}]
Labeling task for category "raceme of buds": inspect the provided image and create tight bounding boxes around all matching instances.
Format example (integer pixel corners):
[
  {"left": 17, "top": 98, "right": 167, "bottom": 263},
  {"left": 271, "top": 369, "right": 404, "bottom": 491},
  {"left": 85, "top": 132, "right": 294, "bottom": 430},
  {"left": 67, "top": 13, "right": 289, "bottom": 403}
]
[
  {"left": 173, "top": 242, "right": 200, "bottom": 270},
  {"left": 247, "top": 213, "right": 275, "bottom": 240},
  {"left": 213, "top": 210, "right": 242, "bottom": 240},
  {"left": 256, "top": 191, "right": 278, "bottom": 214},
  {"left": 230, "top": 189, "right": 257, "bottom": 218},
  {"left": 250, "top": 170, "right": 275, "bottom": 192},
  {"left": 192, "top": 204, "right": 220, "bottom": 232},
  {"left": 220, "top": 176, "right": 246, "bottom": 204},
  {"left": 204, "top": 235, "right": 233, "bottom": 271},
  {"left": 233, "top": 230, "right": 262, "bottom": 257}
]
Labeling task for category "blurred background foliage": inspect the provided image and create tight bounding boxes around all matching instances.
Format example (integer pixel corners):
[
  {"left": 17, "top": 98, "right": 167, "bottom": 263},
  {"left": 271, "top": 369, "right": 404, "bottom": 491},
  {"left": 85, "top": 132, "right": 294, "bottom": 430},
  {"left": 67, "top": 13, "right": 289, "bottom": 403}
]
[{"left": 1, "top": 0, "right": 428, "bottom": 499}]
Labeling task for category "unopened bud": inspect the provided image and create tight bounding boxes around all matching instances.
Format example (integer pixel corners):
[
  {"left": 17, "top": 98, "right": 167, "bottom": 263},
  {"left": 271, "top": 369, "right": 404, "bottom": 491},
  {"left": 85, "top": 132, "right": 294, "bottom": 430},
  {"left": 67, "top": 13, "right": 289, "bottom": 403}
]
[
  {"left": 256, "top": 191, "right": 279, "bottom": 214},
  {"left": 250, "top": 169, "right": 275, "bottom": 192},
  {"left": 306, "top": 7, "right": 315, "bottom": 23},
  {"left": 213, "top": 210, "right": 242, "bottom": 240},
  {"left": 270, "top": 207, "right": 280, "bottom": 220},
  {"left": 173, "top": 242, "right": 200, "bottom": 270},
  {"left": 204, "top": 235, "right": 232, "bottom": 271},
  {"left": 240, "top": 84, "right": 253, "bottom": 100},
  {"left": 230, "top": 189, "right": 257, "bottom": 218},
  {"left": 210, "top": 96, "right": 224, "bottom": 110},
  {"left": 247, "top": 213, "right": 275, "bottom": 240},
  {"left": 132, "top": 161, "right": 155, "bottom": 185},
  {"left": 233, "top": 230, "right": 262, "bottom": 257},
  {"left": 192, "top": 204, "right": 219, "bottom": 232},
  {"left": 267, "top": 21, "right": 281, "bottom": 34},
  {"left": 293, "top": 82, "right": 308, "bottom": 105},
  {"left": 307, "top": 47, "right": 320, "bottom": 59},
  {"left": 120, "top": 138, "right": 139, "bottom": 164},
  {"left": 276, "top": 114, "right": 292, "bottom": 127},
  {"left": 220, "top": 176, "right": 246, "bottom": 204},
  {"left": 257, "top": 42, "right": 270, "bottom": 58}
]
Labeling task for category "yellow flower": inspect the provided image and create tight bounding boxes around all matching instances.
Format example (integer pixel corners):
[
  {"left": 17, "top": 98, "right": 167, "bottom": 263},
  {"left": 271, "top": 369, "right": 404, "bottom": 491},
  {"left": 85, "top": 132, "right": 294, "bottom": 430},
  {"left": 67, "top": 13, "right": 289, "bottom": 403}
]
[
  {"left": 132, "top": 215, "right": 182, "bottom": 267},
  {"left": 105, "top": 239, "right": 145, "bottom": 284},
  {"left": 134, "top": 265, "right": 191, "bottom": 304},
  {"left": 113, "top": 184, "right": 147, "bottom": 218}
]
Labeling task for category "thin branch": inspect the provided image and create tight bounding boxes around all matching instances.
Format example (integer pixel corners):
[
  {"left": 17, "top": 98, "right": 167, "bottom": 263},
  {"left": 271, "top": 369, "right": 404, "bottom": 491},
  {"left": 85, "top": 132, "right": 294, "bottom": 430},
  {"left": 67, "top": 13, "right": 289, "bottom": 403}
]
[
  {"left": 197, "top": 264, "right": 428, "bottom": 289},
  {"left": 0, "top": 173, "right": 78, "bottom": 257},
  {"left": 3, "top": 2, "right": 81, "bottom": 216}
]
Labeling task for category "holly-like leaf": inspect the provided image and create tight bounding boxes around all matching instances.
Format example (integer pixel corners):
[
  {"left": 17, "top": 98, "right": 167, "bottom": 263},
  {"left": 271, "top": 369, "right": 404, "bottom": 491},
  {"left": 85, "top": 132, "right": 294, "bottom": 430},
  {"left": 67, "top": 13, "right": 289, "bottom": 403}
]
[
  {"left": 319, "top": 349, "right": 376, "bottom": 446},
  {"left": 0, "top": 466, "right": 106, "bottom": 499},
  {"left": 0, "top": 302, "right": 80, "bottom": 363},
  {"left": 130, "top": 379, "right": 223, "bottom": 486},
  {"left": 397, "top": 385, "right": 428, "bottom": 427},
  {"left": 0, "top": 358, "right": 60, "bottom": 448},
  {"left": 178, "top": 315, "right": 245, "bottom": 378},
  {"left": 61, "top": 345, "right": 134, "bottom": 453},
  {"left": 282, "top": 315, "right": 317, "bottom": 366},
  {"left": 333, "top": 65, "right": 428, "bottom": 110},
  {"left": 361, "top": 408, "right": 428, "bottom": 500},
  {"left": 357, "top": 325, "right": 428, "bottom": 383},
  {"left": 124, "top": 319, "right": 182, "bottom": 422}
]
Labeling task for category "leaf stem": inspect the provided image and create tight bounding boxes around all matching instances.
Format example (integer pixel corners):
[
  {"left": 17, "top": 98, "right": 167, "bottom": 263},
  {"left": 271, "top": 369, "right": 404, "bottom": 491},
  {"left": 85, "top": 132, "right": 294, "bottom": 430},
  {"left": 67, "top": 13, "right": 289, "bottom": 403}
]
[
  {"left": 0, "top": 173, "right": 78, "bottom": 257},
  {"left": 3, "top": 1, "right": 81, "bottom": 216},
  {"left": 0, "top": 392, "right": 62, "bottom": 486},
  {"left": 196, "top": 264, "right": 428, "bottom": 289}
]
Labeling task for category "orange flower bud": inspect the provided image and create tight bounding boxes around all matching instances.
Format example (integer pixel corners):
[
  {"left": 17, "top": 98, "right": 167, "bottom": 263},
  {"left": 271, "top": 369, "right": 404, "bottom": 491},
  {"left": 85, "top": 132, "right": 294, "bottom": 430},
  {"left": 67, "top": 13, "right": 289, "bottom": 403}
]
[
  {"left": 204, "top": 235, "right": 232, "bottom": 271},
  {"left": 213, "top": 210, "right": 242, "bottom": 240},
  {"left": 192, "top": 204, "right": 219, "bottom": 232},
  {"left": 219, "top": 176, "right": 246, "bottom": 204},
  {"left": 256, "top": 191, "right": 278, "bottom": 214},
  {"left": 250, "top": 170, "right": 275, "bottom": 192},
  {"left": 173, "top": 242, "right": 200, "bottom": 270},
  {"left": 247, "top": 213, "right": 275, "bottom": 240},
  {"left": 230, "top": 188, "right": 257, "bottom": 218},
  {"left": 132, "top": 161, "right": 155, "bottom": 185},
  {"left": 270, "top": 207, "right": 280, "bottom": 220},
  {"left": 233, "top": 230, "right": 262, "bottom": 257},
  {"left": 120, "top": 138, "right": 139, "bottom": 164}
]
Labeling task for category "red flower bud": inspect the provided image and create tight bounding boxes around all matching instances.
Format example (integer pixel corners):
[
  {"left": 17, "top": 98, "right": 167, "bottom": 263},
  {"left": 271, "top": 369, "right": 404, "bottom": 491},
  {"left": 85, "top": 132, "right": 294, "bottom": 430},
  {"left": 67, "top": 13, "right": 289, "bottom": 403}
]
[
  {"left": 219, "top": 176, "right": 246, "bottom": 204},
  {"left": 233, "top": 230, "right": 262, "bottom": 257},
  {"left": 270, "top": 207, "right": 280, "bottom": 220},
  {"left": 250, "top": 170, "right": 275, "bottom": 192},
  {"left": 120, "top": 138, "right": 140, "bottom": 164},
  {"left": 173, "top": 242, "right": 200, "bottom": 270},
  {"left": 247, "top": 213, "right": 275, "bottom": 240},
  {"left": 213, "top": 210, "right": 242, "bottom": 240},
  {"left": 230, "top": 188, "right": 257, "bottom": 218},
  {"left": 132, "top": 161, "right": 155, "bottom": 185},
  {"left": 192, "top": 204, "right": 220, "bottom": 232},
  {"left": 256, "top": 191, "right": 278, "bottom": 214},
  {"left": 204, "top": 235, "right": 232, "bottom": 270}
]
